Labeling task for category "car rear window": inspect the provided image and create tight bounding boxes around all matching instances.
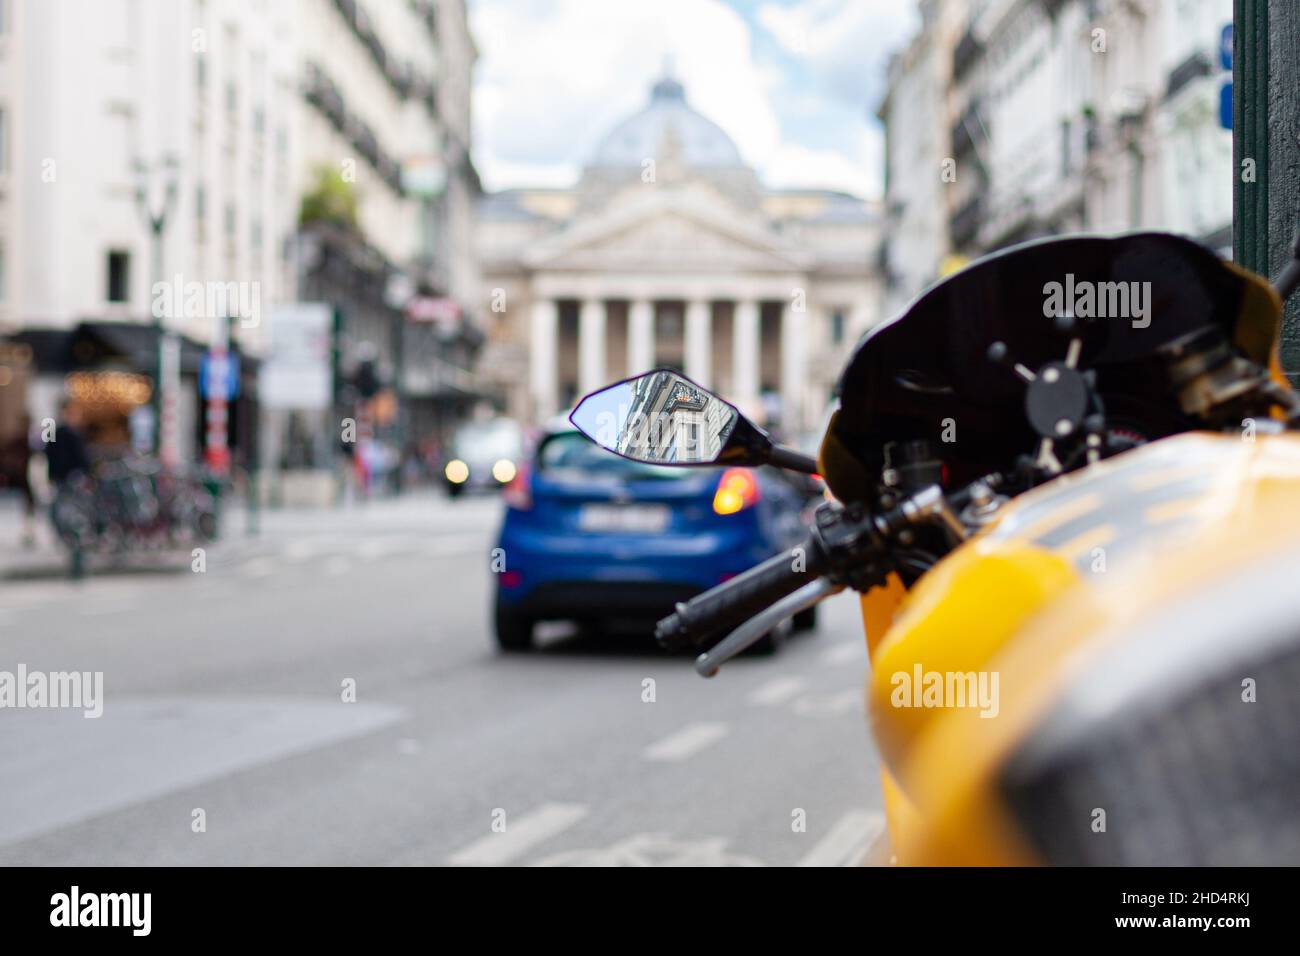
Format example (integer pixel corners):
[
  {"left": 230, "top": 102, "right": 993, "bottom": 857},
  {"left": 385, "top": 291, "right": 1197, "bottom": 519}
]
[{"left": 538, "top": 432, "right": 700, "bottom": 480}]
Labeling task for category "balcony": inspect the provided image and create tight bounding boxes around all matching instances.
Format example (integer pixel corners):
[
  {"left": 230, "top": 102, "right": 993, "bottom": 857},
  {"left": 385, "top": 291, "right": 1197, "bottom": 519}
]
[
  {"left": 303, "top": 62, "right": 345, "bottom": 128},
  {"left": 949, "top": 194, "right": 984, "bottom": 249},
  {"left": 1166, "top": 50, "right": 1213, "bottom": 101},
  {"left": 303, "top": 62, "right": 405, "bottom": 198},
  {"left": 950, "top": 100, "right": 985, "bottom": 159},
  {"left": 953, "top": 28, "right": 982, "bottom": 82}
]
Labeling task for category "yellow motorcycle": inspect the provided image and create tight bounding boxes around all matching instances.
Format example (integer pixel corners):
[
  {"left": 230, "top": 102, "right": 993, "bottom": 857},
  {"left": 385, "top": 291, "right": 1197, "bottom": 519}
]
[{"left": 570, "top": 230, "right": 1300, "bottom": 866}]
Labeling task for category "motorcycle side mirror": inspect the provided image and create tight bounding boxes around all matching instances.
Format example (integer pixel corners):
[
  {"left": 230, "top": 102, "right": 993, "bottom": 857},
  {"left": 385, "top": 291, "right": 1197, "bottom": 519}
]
[{"left": 568, "top": 369, "right": 819, "bottom": 474}]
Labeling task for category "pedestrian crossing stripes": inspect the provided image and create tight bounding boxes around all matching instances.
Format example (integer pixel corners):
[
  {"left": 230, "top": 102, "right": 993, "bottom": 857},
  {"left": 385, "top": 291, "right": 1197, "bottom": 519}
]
[{"left": 215, "top": 532, "right": 485, "bottom": 579}]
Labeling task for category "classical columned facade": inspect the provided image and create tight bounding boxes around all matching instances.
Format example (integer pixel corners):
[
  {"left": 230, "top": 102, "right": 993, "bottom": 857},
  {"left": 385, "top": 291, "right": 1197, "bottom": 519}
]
[
  {"left": 526, "top": 272, "right": 810, "bottom": 431},
  {"left": 477, "top": 74, "right": 880, "bottom": 439}
]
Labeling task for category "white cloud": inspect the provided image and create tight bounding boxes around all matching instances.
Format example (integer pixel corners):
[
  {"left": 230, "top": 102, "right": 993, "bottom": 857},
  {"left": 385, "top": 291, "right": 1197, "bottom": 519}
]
[
  {"left": 757, "top": 0, "right": 920, "bottom": 108},
  {"left": 765, "top": 129, "right": 884, "bottom": 198},
  {"left": 471, "top": 0, "right": 781, "bottom": 190},
  {"left": 468, "top": 0, "right": 902, "bottom": 196}
]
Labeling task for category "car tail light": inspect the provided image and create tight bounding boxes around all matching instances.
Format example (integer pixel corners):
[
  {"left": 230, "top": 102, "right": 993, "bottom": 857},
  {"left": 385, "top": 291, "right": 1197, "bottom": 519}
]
[
  {"left": 712, "top": 467, "right": 760, "bottom": 515},
  {"left": 502, "top": 463, "right": 532, "bottom": 510}
]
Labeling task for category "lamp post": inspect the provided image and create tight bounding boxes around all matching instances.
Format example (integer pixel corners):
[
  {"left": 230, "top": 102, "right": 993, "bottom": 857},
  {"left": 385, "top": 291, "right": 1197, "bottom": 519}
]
[{"left": 132, "top": 154, "right": 181, "bottom": 467}]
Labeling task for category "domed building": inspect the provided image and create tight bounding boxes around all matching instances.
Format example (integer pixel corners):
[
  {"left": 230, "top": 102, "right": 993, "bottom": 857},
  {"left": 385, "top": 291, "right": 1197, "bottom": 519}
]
[{"left": 476, "top": 74, "right": 880, "bottom": 436}]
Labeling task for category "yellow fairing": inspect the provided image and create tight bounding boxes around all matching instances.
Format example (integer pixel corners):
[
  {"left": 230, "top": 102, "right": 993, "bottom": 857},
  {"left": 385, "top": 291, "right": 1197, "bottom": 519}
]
[{"left": 862, "top": 431, "right": 1300, "bottom": 865}]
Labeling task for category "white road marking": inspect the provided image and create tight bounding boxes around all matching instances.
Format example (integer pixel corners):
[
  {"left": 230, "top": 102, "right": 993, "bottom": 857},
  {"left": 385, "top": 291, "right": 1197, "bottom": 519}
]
[
  {"left": 796, "top": 810, "right": 886, "bottom": 867},
  {"left": 284, "top": 537, "right": 337, "bottom": 562},
  {"left": 358, "top": 536, "right": 413, "bottom": 562},
  {"left": 533, "top": 832, "right": 765, "bottom": 867},
  {"left": 239, "top": 556, "right": 279, "bottom": 579},
  {"left": 821, "top": 642, "right": 865, "bottom": 666},
  {"left": 792, "top": 689, "right": 862, "bottom": 717},
  {"left": 643, "top": 722, "right": 729, "bottom": 762},
  {"left": 746, "top": 676, "right": 807, "bottom": 707},
  {"left": 423, "top": 534, "right": 483, "bottom": 558},
  {"left": 447, "top": 802, "right": 588, "bottom": 866}
]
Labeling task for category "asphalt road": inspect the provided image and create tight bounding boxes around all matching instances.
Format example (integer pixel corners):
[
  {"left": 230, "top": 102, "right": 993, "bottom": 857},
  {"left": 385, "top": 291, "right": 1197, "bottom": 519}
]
[{"left": 0, "top": 493, "right": 883, "bottom": 866}]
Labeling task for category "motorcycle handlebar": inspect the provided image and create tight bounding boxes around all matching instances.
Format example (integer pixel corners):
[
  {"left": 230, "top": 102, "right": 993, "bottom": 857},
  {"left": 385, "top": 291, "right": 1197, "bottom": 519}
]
[{"left": 654, "top": 535, "right": 827, "bottom": 650}]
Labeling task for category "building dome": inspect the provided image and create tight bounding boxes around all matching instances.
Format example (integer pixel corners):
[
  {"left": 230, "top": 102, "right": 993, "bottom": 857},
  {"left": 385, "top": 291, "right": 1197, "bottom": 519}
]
[{"left": 590, "top": 76, "right": 745, "bottom": 168}]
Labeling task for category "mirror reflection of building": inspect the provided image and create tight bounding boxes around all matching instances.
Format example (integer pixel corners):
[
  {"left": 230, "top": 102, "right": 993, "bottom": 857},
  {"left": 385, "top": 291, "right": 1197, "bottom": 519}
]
[{"left": 615, "top": 371, "right": 731, "bottom": 464}]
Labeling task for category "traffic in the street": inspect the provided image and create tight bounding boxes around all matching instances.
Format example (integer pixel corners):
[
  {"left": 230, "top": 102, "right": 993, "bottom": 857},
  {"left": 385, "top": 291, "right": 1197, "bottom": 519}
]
[
  {"left": 0, "top": 0, "right": 1293, "bottom": 935},
  {"left": 0, "top": 492, "right": 879, "bottom": 867}
]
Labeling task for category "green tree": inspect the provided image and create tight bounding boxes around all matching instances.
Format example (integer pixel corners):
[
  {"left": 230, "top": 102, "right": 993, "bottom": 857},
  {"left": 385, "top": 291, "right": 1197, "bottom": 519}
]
[{"left": 299, "top": 165, "right": 359, "bottom": 231}]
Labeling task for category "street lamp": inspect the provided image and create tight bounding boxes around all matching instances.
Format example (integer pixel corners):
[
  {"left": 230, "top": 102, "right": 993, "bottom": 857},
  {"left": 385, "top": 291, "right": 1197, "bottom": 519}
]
[{"left": 132, "top": 154, "right": 181, "bottom": 467}]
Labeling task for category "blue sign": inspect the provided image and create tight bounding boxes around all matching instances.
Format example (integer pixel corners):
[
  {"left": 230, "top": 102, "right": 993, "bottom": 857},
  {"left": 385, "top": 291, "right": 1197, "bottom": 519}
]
[
  {"left": 200, "top": 351, "right": 240, "bottom": 400},
  {"left": 1220, "top": 80, "right": 1233, "bottom": 130},
  {"left": 1221, "top": 24, "right": 1232, "bottom": 71}
]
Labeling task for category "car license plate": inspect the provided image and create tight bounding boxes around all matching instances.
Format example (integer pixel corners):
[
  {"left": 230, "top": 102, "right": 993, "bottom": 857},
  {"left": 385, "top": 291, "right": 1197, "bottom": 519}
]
[{"left": 578, "top": 504, "right": 670, "bottom": 533}]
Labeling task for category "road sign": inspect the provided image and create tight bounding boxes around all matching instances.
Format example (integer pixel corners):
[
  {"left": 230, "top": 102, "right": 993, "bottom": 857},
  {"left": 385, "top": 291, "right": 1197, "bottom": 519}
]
[
  {"left": 200, "top": 350, "right": 240, "bottom": 400},
  {"left": 1220, "top": 79, "right": 1233, "bottom": 130},
  {"left": 1221, "top": 23, "right": 1233, "bottom": 71}
]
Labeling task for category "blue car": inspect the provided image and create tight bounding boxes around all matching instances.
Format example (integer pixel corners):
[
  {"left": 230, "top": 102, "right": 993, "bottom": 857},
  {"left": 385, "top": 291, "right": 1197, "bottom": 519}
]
[{"left": 493, "top": 427, "right": 814, "bottom": 651}]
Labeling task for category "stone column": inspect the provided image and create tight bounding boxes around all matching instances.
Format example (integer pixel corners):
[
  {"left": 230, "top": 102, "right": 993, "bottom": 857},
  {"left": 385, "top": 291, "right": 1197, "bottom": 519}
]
[
  {"left": 627, "top": 298, "right": 655, "bottom": 375},
  {"left": 684, "top": 299, "right": 712, "bottom": 386},
  {"left": 578, "top": 298, "right": 606, "bottom": 396},
  {"left": 530, "top": 297, "right": 558, "bottom": 420},
  {"left": 780, "top": 298, "right": 806, "bottom": 435},
  {"left": 732, "top": 299, "right": 761, "bottom": 420}
]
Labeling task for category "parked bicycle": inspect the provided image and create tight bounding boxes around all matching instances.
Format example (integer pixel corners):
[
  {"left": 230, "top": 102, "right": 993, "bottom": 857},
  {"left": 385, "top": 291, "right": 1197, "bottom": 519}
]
[{"left": 51, "top": 456, "right": 219, "bottom": 556}]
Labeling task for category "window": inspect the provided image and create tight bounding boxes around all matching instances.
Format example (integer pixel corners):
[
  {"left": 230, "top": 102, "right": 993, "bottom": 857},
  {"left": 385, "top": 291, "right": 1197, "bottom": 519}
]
[
  {"left": 830, "top": 309, "right": 846, "bottom": 345},
  {"left": 107, "top": 250, "right": 130, "bottom": 303},
  {"left": 0, "top": 107, "right": 8, "bottom": 174},
  {"left": 0, "top": 0, "right": 8, "bottom": 35}
]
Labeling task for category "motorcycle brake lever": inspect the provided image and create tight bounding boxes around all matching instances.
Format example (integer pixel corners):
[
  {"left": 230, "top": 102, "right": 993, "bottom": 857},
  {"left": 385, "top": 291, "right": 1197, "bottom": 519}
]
[{"left": 694, "top": 577, "right": 844, "bottom": 677}]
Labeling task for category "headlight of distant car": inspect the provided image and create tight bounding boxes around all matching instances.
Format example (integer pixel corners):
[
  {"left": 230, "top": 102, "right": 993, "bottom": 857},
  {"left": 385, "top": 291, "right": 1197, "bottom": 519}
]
[
  {"left": 492, "top": 459, "right": 517, "bottom": 483},
  {"left": 445, "top": 459, "right": 470, "bottom": 484}
]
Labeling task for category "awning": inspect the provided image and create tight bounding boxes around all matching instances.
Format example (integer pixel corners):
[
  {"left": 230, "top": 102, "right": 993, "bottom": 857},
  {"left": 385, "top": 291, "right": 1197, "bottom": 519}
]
[{"left": 11, "top": 321, "right": 222, "bottom": 376}]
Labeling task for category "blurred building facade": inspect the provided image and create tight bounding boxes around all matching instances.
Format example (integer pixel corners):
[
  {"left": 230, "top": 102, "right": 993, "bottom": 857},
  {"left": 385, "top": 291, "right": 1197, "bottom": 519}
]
[
  {"left": 879, "top": 0, "right": 1234, "bottom": 317},
  {"left": 0, "top": 0, "right": 481, "bottom": 499},
  {"left": 477, "top": 75, "right": 879, "bottom": 439},
  {"left": 278, "top": 0, "right": 481, "bottom": 502}
]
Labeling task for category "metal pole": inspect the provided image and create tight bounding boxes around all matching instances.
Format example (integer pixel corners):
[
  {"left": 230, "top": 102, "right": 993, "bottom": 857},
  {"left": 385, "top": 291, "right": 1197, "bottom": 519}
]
[
  {"left": 1235, "top": 1, "right": 1300, "bottom": 379},
  {"left": 136, "top": 157, "right": 180, "bottom": 460}
]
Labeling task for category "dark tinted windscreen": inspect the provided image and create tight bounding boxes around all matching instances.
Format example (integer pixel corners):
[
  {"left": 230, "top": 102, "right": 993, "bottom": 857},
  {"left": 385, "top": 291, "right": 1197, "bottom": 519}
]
[{"left": 539, "top": 432, "right": 700, "bottom": 480}]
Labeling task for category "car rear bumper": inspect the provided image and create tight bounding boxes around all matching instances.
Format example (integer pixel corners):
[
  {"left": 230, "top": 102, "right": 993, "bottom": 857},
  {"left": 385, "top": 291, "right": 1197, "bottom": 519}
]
[
  {"left": 501, "top": 580, "right": 703, "bottom": 621},
  {"left": 494, "top": 523, "right": 774, "bottom": 620}
]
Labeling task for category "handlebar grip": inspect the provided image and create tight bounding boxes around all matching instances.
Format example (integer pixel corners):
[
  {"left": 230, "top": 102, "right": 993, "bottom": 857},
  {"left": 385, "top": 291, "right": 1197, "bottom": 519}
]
[{"left": 655, "top": 535, "right": 826, "bottom": 650}]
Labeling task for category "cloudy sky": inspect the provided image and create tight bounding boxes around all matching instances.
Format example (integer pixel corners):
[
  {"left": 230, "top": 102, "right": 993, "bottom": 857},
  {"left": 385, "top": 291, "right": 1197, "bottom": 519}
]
[{"left": 467, "top": 0, "right": 920, "bottom": 199}]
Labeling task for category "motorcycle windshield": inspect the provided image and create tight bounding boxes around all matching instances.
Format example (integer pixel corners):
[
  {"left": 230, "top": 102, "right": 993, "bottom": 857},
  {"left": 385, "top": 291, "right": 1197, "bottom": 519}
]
[{"left": 829, "top": 232, "right": 1282, "bottom": 494}]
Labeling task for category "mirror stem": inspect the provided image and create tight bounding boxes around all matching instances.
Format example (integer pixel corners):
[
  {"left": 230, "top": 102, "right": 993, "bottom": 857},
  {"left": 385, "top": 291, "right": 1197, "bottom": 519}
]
[{"left": 766, "top": 445, "right": 819, "bottom": 475}]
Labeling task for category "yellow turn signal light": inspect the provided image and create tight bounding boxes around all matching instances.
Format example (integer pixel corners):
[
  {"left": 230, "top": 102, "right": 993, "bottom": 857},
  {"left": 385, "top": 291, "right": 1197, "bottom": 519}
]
[{"left": 713, "top": 467, "right": 760, "bottom": 515}]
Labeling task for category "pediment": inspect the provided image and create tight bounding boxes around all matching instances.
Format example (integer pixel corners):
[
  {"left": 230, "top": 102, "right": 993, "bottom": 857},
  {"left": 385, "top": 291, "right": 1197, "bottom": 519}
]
[{"left": 522, "top": 187, "right": 808, "bottom": 274}]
